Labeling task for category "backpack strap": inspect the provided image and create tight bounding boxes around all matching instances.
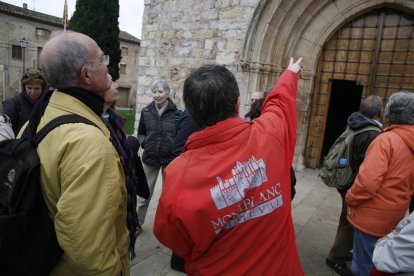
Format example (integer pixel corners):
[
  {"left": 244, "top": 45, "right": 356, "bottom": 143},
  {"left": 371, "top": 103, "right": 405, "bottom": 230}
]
[
  {"left": 175, "top": 109, "right": 182, "bottom": 133},
  {"left": 348, "top": 125, "right": 382, "bottom": 170},
  {"left": 32, "top": 114, "right": 99, "bottom": 146},
  {"left": 4, "top": 96, "right": 20, "bottom": 133},
  {"left": 12, "top": 96, "right": 20, "bottom": 122},
  {"left": 352, "top": 125, "right": 381, "bottom": 136}
]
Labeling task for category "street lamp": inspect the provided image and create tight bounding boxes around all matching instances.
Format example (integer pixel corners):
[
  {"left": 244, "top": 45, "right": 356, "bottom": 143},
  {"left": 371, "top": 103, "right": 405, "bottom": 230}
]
[{"left": 19, "top": 37, "right": 28, "bottom": 74}]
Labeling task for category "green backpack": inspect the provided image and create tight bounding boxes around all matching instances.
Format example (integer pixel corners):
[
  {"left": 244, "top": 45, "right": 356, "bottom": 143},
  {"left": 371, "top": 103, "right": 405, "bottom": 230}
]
[{"left": 319, "top": 125, "right": 381, "bottom": 189}]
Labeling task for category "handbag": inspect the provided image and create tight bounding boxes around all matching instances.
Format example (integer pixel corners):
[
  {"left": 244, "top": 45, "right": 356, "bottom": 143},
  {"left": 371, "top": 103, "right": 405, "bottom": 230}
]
[{"left": 127, "top": 136, "right": 150, "bottom": 199}]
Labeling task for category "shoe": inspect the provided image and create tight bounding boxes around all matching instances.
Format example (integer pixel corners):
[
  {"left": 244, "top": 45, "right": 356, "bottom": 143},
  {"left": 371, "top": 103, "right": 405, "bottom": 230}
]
[
  {"left": 170, "top": 252, "right": 186, "bottom": 272},
  {"left": 326, "top": 258, "right": 352, "bottom": 276}
]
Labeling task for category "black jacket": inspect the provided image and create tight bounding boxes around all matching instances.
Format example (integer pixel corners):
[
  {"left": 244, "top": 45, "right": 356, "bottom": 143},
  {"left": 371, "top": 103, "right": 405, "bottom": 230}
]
[
  {"left": 347, "top": 112, "right": 382, "bottom": 173},
  {"left": 2, "top": 92, "right": 35, "bottom": 135},
  {"left": 138, "top": 98, "right": 178, "bottom": 166},
  {"left": 172, "top": 110, "right": 200, "bottom": 158}
]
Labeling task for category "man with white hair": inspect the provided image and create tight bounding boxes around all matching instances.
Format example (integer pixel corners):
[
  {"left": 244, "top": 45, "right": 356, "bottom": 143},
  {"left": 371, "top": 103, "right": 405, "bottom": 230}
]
[
  {"left": 26, "top": 31, "right": 130, "bottom": 275},
  {"left": 346, "top": 92, "right": 414, "bottom": 276}
]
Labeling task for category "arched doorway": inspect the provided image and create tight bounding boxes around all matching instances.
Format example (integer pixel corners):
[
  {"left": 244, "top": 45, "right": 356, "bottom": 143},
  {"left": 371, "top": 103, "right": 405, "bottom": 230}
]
[{"left": 304, "top": 8, "right": 414, "bottom": 168}]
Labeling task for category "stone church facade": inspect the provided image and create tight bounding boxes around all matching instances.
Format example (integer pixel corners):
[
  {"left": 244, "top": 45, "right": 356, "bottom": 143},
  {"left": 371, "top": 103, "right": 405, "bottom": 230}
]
[{"left": 137, "top": 0, "right": 414, "bottom": 169}]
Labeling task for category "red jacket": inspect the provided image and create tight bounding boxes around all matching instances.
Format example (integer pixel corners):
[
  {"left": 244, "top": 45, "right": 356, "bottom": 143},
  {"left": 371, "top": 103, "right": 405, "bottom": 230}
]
[
  {"left": 346, "top": 125, "right": 414, "bottom": 237},
  {"left": 154, "top": 71, "right": 303, "bottom": 275}
]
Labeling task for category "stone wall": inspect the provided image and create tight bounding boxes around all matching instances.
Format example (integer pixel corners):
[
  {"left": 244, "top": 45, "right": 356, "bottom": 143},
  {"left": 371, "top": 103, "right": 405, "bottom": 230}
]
[
  {"left": 118, "top": 39, "right": 141, "bottom": 108},
  {"left": 136, "top": 0, "right": 260, "bottom": 124}
]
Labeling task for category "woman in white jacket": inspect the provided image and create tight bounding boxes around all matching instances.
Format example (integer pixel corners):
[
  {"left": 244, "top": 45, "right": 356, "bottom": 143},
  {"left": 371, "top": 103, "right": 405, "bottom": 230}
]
[{"left": 373, "top": 211, "right": 414, "bottom": 273}]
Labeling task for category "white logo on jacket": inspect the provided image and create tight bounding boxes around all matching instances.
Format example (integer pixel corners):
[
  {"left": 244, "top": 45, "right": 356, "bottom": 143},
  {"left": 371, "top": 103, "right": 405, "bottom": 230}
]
[
  {"left": 210, "top": 156, "right": 283, "bottom": 234},
  {"left": 210, "top": 156, "right": 267, "bottom": 210}
]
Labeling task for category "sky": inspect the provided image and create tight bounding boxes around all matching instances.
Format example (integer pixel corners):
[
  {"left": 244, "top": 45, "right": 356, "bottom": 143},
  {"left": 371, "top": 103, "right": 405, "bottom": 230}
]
[{"left": 2, "top": 0, "right": 144, "bottom": 39}]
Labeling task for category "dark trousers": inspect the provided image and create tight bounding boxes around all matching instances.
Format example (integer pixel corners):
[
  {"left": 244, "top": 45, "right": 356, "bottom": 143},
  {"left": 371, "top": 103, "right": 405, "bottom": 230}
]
[{"left": 327, "top": 188, "right": 354, "bottom": 264}]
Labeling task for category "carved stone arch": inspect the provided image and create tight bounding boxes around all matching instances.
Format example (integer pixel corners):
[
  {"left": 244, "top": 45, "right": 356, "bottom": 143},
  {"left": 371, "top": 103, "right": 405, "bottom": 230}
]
[{"left": 241, "top": 0, "right": 414, "bottom": 169}]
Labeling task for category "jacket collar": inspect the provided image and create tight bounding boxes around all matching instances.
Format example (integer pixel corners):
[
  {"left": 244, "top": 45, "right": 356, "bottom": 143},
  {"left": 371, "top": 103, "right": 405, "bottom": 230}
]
[
  {"left": 147, "top": 98, "right": 176, "bottom": 112},
  {"left": 348, "top": 112, "right": 382, "bottom": 130},
  {"left": 48, "top": 91, "right": 110, "bottom": 137},
  {"left": 59, "top": 87, "right": 104, "bottom": 116},
  {"left": 384, "top": 124, "right": 414, "bottom": 152},
  {"left": 184, "top": 116, "right": 249, "bottom": 152}
]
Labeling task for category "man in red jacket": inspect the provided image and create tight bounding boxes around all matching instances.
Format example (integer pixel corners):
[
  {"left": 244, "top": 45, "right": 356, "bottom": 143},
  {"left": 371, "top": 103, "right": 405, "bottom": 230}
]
[{"left": 154, "top": 58, "right": 304, "bottom": 275}]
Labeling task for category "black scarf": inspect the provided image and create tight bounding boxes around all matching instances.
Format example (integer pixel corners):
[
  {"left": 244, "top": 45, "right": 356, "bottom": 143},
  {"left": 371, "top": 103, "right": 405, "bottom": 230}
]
[{"left": 59, "top": 87, "right": 104, "bottom": 116}]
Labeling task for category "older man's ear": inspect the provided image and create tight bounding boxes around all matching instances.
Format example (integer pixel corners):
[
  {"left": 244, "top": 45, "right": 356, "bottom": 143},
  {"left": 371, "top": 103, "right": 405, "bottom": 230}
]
[{"left": 79, "top": 66, "right": 92, "bottom": 85}]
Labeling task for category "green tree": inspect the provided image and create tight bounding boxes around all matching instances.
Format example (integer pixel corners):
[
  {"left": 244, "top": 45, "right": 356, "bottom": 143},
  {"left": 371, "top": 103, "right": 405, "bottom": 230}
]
[{"left": 70, "top": 0, "right": 121, "bottom": 80}]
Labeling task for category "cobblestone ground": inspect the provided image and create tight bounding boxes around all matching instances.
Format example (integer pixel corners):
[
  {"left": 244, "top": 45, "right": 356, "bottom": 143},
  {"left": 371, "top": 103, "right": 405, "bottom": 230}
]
[{"left": 131, "top": 168, "right": 343, "bottom": 275}]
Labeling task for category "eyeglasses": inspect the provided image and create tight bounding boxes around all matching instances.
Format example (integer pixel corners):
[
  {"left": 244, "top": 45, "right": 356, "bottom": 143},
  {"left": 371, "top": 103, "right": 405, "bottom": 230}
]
[
  {"left": 88, "top": 54, "right": 110, "bottom": 66},
  {"left": 101, "top": 54, "right": 110, "bottom": 66}
]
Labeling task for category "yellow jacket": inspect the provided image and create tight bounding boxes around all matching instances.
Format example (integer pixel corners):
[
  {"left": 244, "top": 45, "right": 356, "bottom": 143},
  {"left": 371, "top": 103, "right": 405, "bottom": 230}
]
[{"left": 36, "top": 91, "right": 129, "bottom": 275}]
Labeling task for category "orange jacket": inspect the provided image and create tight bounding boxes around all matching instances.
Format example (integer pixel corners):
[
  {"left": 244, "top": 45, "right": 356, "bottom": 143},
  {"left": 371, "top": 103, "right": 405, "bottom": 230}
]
[
  {"left": 154, "top": 71, "right": 303, "bottom": 275},
  {"left": 346, "top": 124, "right": 414, "bottom": 237}
]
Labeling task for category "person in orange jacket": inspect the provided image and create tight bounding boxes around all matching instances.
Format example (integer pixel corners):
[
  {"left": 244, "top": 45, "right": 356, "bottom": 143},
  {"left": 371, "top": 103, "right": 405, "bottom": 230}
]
[
  {"left": 154, "top": 58, "right": 304, "bottom": 275},
  {"left": 346, "top": 91, "right": 414, "bottom": 276}
]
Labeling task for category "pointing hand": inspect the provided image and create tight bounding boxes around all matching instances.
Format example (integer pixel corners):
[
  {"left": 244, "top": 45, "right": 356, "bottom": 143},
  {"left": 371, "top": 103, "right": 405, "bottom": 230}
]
[{"left": 287, "top": 57, "right": 303, "bottom": 75}]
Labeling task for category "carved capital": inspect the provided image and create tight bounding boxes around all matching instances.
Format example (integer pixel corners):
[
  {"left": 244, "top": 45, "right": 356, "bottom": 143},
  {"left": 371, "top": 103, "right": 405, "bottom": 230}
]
[{"left": 239, "top": 60, "right": 280, "bottom": 74}]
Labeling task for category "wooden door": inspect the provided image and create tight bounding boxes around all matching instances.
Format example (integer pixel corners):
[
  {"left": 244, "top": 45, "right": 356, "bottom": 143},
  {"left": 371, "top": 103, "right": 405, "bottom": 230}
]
[{"left": 305, "top": 8, "right": 414, "bottom": 168}]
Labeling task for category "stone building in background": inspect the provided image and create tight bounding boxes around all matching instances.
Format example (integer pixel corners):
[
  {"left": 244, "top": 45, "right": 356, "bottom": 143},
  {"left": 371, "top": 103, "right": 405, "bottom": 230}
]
[
  {"left": 0, "top": 1, "right": 140, "bottom": 108},
  {"left": 137, "top": 0, "right": 414, "bottom": 169}
]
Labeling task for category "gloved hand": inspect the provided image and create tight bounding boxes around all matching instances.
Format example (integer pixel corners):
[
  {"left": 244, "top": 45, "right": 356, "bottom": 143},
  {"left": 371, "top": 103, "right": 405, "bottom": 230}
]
[{"left": 287, "top": 57, "right": 303, "bottom": 74}]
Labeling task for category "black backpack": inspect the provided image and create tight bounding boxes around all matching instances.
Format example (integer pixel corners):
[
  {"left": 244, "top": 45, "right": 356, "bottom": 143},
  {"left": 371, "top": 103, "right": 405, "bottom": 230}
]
[{"left": 0, "top": 114, "right": 97, "bottom": 275}]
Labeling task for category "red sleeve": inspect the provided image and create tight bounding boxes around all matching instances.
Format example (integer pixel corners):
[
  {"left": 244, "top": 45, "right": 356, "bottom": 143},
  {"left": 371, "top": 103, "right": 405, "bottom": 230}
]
[{"left": 257, "top": 70, "right": 298, "bottom": 164}]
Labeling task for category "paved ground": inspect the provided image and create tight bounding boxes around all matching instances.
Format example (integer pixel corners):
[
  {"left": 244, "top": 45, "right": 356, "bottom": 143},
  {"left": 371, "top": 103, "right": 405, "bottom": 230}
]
[{"left": 131, "top": 168, "right": 346, "bottom": 275}]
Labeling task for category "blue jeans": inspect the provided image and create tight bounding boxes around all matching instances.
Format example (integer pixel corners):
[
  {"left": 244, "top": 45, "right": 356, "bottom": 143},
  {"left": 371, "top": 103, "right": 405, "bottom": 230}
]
[{"left": 352, "top": 228, "right": 378, "bottom": 276}]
